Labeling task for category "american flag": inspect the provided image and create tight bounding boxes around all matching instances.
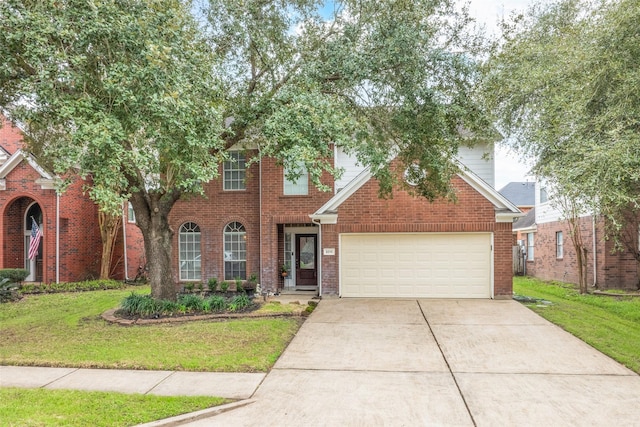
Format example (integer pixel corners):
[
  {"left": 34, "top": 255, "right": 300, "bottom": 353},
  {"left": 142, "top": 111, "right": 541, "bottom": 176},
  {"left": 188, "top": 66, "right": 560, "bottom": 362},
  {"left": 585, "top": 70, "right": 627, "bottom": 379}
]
[{"left": 28, "top": 219, "right": 42, "bottom": 260}]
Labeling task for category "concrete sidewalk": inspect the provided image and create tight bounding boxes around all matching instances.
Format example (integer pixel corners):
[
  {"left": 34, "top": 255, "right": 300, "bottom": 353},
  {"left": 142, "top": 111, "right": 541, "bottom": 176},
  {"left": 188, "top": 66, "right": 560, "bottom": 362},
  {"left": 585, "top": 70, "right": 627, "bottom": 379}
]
[{"left": 0, "top": 365, "right": 264, "bottom": 399}]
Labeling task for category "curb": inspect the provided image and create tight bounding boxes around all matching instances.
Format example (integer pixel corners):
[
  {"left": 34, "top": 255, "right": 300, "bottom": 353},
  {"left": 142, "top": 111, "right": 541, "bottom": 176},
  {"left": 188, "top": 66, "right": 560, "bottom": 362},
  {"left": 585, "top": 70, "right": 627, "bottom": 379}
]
[{"left": 134, "top": 399, "right": 257, "bottom": 427}]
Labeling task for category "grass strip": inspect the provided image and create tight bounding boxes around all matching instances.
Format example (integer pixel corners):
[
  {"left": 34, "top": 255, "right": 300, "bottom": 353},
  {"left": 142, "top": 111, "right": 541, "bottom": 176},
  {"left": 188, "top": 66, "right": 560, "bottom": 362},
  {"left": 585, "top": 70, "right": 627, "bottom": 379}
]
[
  {"left": 0, "top": 387, "right": 225, "bottom": 427},
  {"left": 514, "top": 277, "right": 640, "bottom": 374}
]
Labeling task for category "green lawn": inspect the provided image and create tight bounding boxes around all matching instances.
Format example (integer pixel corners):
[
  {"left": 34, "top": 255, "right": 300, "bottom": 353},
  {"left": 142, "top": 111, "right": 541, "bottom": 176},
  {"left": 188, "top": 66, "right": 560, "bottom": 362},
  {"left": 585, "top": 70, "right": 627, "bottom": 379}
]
[
  {"left": 0, "top": 287, "right": 303, "bottom": 426},
  {"left": 0, "top": 388, "right": 226, "bottom": 427},
  {"left": 0, "top": 287, "right": 302, "bottom": 372},
  {"left": 514, "top": 276, "right": 640, "bottom": 374}
]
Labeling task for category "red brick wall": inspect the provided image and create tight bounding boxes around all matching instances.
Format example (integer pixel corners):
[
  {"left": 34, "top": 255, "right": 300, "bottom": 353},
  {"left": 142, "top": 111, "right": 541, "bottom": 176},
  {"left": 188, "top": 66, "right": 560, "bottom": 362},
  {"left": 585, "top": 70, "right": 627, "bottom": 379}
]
[
  {"left": 169, "top": 152, "right": 261, "bottom": 289},
  {"left": 258, "top": 157, "right": 334, "bottom": 292},
  {"left": 0, "top": 119, "right": 144, "bottom": 283},
  {"left": 0, "top": 117, "right": 24, "bottom": 155},
  {"left": 526, "top": 216, "right": 639, "bottom": 290},
  {"left": 0, "top": 160, "right": 103, "bottom": 282}
]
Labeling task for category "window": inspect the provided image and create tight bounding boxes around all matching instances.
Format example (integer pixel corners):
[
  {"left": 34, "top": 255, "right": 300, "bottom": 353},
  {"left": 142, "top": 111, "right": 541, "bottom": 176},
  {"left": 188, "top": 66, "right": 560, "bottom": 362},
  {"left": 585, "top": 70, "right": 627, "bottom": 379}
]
[
  {"left": 540, "top": 186, "right": 549, "bottom": 203},
  {"left": 224, "top": 222, "right": 246, "bottom": 280},
  {"left": 127, "top": 202, "right": 135, "bottom": 223},
  {"left": 284, "top": 162, "right": 308, "bottom": 195},
  {"left": 527, "top": 233, "right": 535, "bottom": 261},
  {"left": 179, "top": 222, "right": 201, "bottom": 281},
  {"left": 223, "top": 151, "right": 246, "bottom": 190},
  {"left": 556, "top": 231, "right": 564, "bottom": 259}
]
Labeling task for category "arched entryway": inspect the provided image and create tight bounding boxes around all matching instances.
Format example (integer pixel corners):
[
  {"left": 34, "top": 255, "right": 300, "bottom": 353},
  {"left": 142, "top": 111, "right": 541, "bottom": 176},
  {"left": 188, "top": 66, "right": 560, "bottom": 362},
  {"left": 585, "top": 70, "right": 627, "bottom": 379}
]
[{"left": 3, "top": 197, "right": 44, "bottom": 282}]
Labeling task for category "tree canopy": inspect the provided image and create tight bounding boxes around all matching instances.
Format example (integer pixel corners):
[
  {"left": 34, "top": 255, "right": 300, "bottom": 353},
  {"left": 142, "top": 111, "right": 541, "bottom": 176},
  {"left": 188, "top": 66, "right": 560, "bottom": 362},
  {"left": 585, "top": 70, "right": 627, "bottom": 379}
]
[
  {"left": 483, "top": 0, "right": 640, "bottom": 243},
  {"left": 0, "top": 0, "right": 490, "bottom": 299}
]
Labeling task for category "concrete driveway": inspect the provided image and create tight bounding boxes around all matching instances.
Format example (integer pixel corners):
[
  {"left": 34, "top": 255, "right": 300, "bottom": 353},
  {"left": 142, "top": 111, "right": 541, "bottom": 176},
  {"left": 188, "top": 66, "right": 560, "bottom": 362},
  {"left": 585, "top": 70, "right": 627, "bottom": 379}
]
[{"left": 183, "top": 299, "right": 640, "bottom": 426}]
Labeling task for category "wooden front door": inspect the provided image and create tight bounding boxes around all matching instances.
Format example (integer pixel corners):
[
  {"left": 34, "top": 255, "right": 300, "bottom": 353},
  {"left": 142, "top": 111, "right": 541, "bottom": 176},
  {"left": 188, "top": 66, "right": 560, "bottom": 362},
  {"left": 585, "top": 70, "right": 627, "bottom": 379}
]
[{"left": 296, "top": 234, "right": 317, "bottom": 287}]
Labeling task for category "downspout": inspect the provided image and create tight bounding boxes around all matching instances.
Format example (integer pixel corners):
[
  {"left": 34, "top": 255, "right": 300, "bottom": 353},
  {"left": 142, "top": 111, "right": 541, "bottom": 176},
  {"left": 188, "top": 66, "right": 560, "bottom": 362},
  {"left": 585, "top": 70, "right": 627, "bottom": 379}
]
[
  {"left": 258, "top": 145, "right": 263, "bottom": 291},
  {"left": 592, "top": 214, "right": 597, "bottom": 287},
  {"left": 56, "top": 192, "right": 60, "bottom": 284},
  {"left": 312, "top": 218, "right": 322, "bottom": 296},
  {"left": 122, "top": 202, "right": 129, "bottom": 280}
]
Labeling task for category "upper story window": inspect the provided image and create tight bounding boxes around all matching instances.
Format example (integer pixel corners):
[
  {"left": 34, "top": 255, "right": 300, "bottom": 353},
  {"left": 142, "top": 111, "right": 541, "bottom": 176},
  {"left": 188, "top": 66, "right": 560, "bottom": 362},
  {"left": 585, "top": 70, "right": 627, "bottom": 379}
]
[
  {"left": 556, "top": 231, "right": 564, "bottom": 259},
  {"left": 284, "top": 162, "right": 308, "bottom": 195},
  {"left": 223, "top": 151, "right": 246, "bottom": 191},
  {"left": 540, "top": 186, "right": 549, "bottom": 204},
  {"left": 179, "top": 222, "right": 201, "bottom": 281}
]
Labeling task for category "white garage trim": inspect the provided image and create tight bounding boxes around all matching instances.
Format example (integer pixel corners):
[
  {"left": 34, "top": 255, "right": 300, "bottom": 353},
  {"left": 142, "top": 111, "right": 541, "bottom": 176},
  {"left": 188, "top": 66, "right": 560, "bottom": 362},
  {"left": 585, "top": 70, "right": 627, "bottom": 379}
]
[{"left": 340, "top": 232, "right": 494, "bottom": 299}]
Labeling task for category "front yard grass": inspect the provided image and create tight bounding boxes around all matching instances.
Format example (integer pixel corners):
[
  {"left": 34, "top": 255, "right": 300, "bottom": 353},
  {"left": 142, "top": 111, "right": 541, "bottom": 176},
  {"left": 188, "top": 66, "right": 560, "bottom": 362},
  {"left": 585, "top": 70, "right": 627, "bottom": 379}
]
[
  {"left": 514, "top": 276, "right": 640, "bottom": 374},
  {"left": 0, "top": 388, "right": 226, "bottom": 427},
  {"left": 0, "top": 286, "right": 302, "bottom": 371}
]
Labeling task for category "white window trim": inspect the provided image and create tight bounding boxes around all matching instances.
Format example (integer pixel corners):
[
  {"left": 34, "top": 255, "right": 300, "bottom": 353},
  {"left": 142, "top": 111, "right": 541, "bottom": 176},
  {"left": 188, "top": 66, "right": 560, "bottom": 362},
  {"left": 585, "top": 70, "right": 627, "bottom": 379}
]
[
  {"left": 556, "top": 231, "right": 564, "bottom": 259},
  {"left": 127, "top": 202, "right": 136, "bottom": 223},
  {"left": 223, "top": 151, "right": 246, "bottom": 191},
  {"left": 527, "top": 233, "right": 535, "bottom": 261},
  {"left": 179, "top": 222, "right": 201, "bottom": 281},
  {"left": 224, "top": 222, "right": 247, "bottom": 280},
  {"left": 284, "top": 162, "right": 309, "bottom": 196}
]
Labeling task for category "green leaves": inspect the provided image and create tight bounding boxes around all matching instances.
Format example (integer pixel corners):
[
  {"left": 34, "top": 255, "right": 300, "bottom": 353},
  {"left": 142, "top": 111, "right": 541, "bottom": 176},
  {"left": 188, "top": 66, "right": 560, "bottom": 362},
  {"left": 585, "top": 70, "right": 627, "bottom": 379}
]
[{"left": 483, "top": 0, "right": 640, "bottom": 243}]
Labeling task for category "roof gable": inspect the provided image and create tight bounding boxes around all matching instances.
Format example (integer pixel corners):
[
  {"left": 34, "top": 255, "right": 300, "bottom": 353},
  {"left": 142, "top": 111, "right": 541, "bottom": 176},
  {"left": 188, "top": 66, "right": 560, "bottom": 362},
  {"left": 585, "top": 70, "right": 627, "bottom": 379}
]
[
  {"left": 311, "top": 162, "right": 522, "bottom": 224},
  {"left": 0, "top": 149, "right": 56, "bottom": 190}
]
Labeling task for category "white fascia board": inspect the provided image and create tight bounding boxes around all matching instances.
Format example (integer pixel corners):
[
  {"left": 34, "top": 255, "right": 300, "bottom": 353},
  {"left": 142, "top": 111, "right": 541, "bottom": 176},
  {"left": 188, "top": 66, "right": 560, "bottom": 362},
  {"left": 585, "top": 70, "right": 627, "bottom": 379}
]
[{"left": 514, "top": 225, "right": 537, "bottom": 233}]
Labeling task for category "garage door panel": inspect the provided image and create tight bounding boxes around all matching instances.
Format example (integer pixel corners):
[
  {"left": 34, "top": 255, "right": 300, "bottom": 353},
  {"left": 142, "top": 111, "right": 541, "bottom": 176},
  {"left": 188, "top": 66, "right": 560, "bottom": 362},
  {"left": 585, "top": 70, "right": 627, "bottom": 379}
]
[{"left": 340, "top": 233, "right": 491, "bottom": 298}]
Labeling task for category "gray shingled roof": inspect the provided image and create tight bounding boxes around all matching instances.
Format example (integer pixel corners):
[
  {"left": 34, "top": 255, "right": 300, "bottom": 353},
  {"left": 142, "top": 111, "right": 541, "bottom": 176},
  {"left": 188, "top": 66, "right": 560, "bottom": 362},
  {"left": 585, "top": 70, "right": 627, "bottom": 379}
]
[
  {"left": 498, "top": 182, "right": 535, "bottom": 207},
  {"left": 513, "top": 207, "right": 536, "bottom": 230}
]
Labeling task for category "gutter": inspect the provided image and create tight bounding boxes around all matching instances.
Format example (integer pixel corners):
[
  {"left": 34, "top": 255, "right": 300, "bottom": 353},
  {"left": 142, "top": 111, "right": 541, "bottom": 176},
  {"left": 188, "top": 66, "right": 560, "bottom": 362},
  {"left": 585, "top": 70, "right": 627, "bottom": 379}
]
[{"left": 56, "top": 192, "right": 60, "bottom": 283}]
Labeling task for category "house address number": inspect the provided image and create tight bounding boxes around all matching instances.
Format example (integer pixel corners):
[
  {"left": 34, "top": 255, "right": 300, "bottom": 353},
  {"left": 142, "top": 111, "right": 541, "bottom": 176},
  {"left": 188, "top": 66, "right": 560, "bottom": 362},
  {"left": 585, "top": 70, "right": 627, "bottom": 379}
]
[{"left": 323, "top": 248, "right": 335, "bottom": 256}]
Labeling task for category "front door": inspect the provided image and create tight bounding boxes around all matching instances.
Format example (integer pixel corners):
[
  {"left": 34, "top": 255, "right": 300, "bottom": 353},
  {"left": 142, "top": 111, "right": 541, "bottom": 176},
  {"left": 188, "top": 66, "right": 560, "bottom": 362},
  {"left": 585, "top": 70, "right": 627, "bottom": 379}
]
[{"left": 296, "top": 234, "right": 317, "bottom": 288}]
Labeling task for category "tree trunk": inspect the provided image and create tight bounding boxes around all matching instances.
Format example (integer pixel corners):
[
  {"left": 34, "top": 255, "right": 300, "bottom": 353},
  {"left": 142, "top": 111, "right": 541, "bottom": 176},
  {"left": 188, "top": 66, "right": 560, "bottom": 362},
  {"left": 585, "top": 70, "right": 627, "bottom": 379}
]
[
  {"left": 129, "top": 190, "right": 180, "bottom": 301},
  {"left": 98, "top": 211, "right": 122, "bottom": 280}
]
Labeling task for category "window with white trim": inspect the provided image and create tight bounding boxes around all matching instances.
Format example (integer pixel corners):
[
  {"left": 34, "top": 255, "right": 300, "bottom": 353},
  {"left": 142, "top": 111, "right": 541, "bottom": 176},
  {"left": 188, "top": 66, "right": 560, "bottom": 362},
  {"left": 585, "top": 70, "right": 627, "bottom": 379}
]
[
  {"left": 527, "top": 233, "right": 535, "bottom": 261},
  {"left": 223, "top": 151, "right": 246, "bottom": 190},
  {"left": 556, "top": 231, "right": 564, "bottom": 259},
  {"left": 179, "top": 222, "right": 201, "bottom": 281},
  {"left": 284, "top": 163, "right": 308, "bottom": 195},
  {"left": 540, "top": 186, "right": 549, "bottom": 203},
  {"left": 224, "top": 222, "right": 246, "bottom": 280}
]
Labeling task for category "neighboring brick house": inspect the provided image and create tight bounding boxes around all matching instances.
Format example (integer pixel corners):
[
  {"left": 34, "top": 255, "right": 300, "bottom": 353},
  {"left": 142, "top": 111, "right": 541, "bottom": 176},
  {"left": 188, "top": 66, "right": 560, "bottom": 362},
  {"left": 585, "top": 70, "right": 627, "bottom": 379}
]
[
  {"left": 170, "top": 143, "right": 522, "bottom": 298},
  {"left": 0, "top": 117, "right": 144, "bottom": 283},
  {"left": 513, "top": 182, "right": 639, "bottom": 290}
]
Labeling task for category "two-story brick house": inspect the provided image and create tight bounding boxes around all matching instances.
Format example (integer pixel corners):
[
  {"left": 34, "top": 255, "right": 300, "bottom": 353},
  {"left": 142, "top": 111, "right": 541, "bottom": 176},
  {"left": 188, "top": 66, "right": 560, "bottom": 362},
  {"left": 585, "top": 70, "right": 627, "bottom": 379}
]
[
  {"left": 0, "top": 117, "right": 144, "bottom": 283},
  {"left": 169, "top": 143, "right": 522, "bottom": 298}
]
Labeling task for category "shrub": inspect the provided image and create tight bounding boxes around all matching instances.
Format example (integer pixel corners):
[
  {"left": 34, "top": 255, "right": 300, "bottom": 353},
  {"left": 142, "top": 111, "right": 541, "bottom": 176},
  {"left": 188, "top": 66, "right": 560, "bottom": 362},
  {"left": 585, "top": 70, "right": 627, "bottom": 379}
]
[
  {"left": 204, "top": 295, "right": 227, "bottom": 312},
  {"left": 220, "top": 281, "right": 229, "bottom": 293},
  {"left": 20, "top": 280, "right": 125, "bottom": 295},
  {"left": 235, "top": 277, "right": 243, "bottom": 293},
  {"left": 178, "top": 293, "right": 205, "bottom": 312},
  {"left": 0, "top": 269, "right": 29, "bottom": 283},
  {"left": 120, "top": 293, "right": 160, "bottom": 317},
  {"left": 208, "top": 278, "right": 218, "bottom": 292},
  {"left": 228, "top": 294, "right": 252, "bottom": 312},
  {"left": 0, "top": 278, "right": 21, "bottom": 303}
]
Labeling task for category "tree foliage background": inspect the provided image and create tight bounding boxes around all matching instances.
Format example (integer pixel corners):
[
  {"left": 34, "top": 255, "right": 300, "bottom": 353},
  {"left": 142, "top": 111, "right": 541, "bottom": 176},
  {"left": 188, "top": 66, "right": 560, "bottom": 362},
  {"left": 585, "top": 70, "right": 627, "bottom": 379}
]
[{"left": 483, "top": 0, "right": 640, "bottom": 267}]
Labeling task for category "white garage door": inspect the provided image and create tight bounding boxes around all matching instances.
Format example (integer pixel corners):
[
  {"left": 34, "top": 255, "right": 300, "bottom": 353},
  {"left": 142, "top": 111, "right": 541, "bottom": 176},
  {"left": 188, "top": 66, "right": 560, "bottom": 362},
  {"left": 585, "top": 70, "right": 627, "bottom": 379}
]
[{"left": 340, "top": 233, "right": 492, "bottom": 298}]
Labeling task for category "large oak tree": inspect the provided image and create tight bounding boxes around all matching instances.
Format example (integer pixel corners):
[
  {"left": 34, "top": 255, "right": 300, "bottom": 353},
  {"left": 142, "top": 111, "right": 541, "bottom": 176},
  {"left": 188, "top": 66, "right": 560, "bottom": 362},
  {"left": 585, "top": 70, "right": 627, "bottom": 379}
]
[{"left": 0, "top": 0, "right": 489, "bottom": 299}]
